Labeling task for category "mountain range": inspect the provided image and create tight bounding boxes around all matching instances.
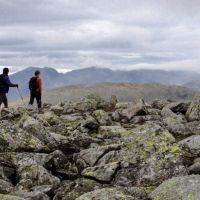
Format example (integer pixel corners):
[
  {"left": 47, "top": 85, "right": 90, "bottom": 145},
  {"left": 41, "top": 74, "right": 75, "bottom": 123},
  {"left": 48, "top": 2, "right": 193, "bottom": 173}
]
[{"left": 8, "top": 66, "right": 200, "bottom": 100}]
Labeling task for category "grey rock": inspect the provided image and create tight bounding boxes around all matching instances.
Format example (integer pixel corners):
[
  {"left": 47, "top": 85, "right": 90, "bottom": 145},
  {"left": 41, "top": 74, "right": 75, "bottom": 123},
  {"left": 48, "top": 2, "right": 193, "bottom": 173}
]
[
  {"left": 82, "top": 162, "right": 120, "bottom": 183},
  {"left": 15, "top": 158, "right": 60, "bottom": 191},
  {"left": 82, "top": 116, "right": 99, "bottom": 130},
  {"left": 150, "top": 175, "right": 200, "bottom": 200},
  {"left": 76, "top": 187, "right": 136, "bottom": 200},
  {"left": 167, "top": 121, "right": 200, "bottom": 139},
  {"left": 98, "top": 126, "right": 128, "bottom": 139},
  {"left": 11, "top": 191, "right": 50, "bottom": 200},
  {"left": 93, "top": 110, "right": 112, "bottom": 126},
  {"left": 179, "top": 135, "right": 200, "bottom": 158},
  {"left": 151, "top": 99, "right": 170, "bottom": 110},
  {"left": 120, "top": 100, "right": 147, "bottom": 120},
  {"left": 186, "top": 94, "right": 200, "bottom": 121},
  {"left": 189, "top": 162, "right": 200, "bottom": 174},
  {"left": 0, "top": 194, "right": 25, "bottom": 200},
  {"left": 53, "top": 179, "right": 104, "bottom": 200},
  {"left": 0, "top": 179, "right": 14, "bottom": 194},
  {"left": 167, "top": 101, "right": 190, "bottom": 114},
  {"left": 78, "top": 144, "right": 121, "bottom": 167},
  {"left": 50, "top": 105, "right": 64, "bottom": 114}
]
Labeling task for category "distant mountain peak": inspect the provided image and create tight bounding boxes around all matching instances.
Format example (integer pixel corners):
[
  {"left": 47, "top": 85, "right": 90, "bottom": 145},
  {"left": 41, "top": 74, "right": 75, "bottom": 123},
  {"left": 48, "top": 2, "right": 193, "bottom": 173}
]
[{"left": 8, "top": 66, "right": 199, "bottom": 100}]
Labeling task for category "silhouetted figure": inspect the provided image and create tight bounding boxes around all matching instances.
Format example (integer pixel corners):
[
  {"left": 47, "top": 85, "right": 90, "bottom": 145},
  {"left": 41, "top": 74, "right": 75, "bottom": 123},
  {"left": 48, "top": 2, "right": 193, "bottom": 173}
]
[
  {"left": 29, "top": 70, "right": 42, "bottom": 108},
  {"left": 0, "top": 68, "right": 18, "bottom": 108}
]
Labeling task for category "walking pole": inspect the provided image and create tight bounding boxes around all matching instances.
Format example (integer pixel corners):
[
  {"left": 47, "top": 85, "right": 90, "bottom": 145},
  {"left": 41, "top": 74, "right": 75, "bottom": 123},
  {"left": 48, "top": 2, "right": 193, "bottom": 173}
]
[{"left": 17, "top": 87, "right": 26, "bottom": 107}]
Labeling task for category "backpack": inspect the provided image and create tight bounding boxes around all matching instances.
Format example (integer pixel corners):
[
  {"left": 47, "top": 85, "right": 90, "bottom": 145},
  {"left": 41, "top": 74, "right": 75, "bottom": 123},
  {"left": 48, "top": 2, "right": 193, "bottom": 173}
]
[{"left": 29, "top": 77, "right": 38, "bottom": 92}]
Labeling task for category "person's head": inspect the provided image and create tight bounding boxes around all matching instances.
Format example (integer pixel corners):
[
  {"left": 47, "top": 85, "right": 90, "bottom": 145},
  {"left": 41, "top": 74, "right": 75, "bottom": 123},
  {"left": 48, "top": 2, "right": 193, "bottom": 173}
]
[
  {"left": 35, "top": 70, "right": 40, "bottom": 78},
  {"left": 3, "top": 68, "right": 9, "bottom": 75}
]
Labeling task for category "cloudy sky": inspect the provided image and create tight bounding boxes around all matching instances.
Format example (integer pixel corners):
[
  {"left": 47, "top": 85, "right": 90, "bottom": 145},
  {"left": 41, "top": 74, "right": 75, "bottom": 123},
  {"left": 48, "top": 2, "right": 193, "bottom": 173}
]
[{"left": 0, "top": 0, "right": 200, "bottom": 73}]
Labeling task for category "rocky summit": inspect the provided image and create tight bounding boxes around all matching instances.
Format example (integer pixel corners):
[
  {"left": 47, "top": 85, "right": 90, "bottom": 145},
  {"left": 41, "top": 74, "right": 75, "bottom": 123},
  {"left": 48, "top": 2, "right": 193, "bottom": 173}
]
[{"left": 1, "top": 94, "right": 200, "bottom": 199}]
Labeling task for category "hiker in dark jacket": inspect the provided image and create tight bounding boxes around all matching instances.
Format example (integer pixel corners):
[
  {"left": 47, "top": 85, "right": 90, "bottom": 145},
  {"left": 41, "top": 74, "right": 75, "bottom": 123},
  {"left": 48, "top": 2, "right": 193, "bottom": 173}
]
[
  {"left": 29, "top": 70, "right": 42, "bottom": 108},
  {"left": 0, "top": 68, "right": 18, "bottom": 108}
]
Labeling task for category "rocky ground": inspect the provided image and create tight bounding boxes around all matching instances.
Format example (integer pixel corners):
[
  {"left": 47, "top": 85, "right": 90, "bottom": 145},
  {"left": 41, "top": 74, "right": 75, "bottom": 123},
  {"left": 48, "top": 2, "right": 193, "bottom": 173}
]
[{"left": 1, "top": 94, "right": 200, "bottom": 199}]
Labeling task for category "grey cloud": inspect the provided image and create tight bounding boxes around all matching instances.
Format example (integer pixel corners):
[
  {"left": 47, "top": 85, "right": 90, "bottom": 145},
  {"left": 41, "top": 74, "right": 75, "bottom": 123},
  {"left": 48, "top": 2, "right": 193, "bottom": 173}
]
[{"left": 0, "top": 0, "right": 199, "bottom": 72}]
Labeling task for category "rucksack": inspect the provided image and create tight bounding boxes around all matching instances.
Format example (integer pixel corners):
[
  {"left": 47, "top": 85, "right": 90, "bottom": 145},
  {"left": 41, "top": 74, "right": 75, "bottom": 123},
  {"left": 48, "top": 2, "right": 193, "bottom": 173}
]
[{"left": 29, "top": 77, "right": 38, "bottom": 92}]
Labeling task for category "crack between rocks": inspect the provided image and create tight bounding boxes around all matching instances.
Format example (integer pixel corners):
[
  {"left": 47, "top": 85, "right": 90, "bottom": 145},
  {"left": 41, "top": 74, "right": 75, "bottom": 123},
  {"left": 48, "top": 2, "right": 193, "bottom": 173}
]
[{"left": 93, "top": 145, "right": 121, "bottom": 167}]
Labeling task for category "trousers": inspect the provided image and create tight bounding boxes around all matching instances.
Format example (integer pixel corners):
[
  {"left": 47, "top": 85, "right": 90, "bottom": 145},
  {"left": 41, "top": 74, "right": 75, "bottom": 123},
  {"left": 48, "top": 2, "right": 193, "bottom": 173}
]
[
  {"left": 0, "top": 93, "right": 8, "bottom": 108},
  {"left": 29, "top": 92, "right": 42, "bottom": 108}
]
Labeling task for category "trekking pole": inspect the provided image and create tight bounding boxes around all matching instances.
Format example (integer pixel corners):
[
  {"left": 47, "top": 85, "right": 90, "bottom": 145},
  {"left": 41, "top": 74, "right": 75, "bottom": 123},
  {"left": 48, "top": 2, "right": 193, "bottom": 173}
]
[{"left": 17, "top": 87, "right": 26, "bottom": 107}]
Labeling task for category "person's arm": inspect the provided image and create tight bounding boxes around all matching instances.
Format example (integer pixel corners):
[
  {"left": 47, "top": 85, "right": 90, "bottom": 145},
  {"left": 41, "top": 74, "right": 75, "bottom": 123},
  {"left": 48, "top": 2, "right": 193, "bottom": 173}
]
[
  {"left": 4, "top": 76, "right": 18, "bottom": 87},
  {"left": 37, "top": 78, "right": 42, "bottom": 93}
]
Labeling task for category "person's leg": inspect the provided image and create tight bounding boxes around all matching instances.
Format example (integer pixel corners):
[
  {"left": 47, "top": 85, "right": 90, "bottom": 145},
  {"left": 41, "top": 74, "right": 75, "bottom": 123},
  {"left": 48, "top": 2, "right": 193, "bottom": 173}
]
[
  {"left": 3, "top": 94, "right": 8, "bottom": 108},
  {"left": 0, "top": 93, "right": 4, "bottom": 107},
  {"left": 29, "top": 92, "right": 35, "bottom": 105},
  {"left": 36, "top": 93, "right": 42, "bottom": 108}
]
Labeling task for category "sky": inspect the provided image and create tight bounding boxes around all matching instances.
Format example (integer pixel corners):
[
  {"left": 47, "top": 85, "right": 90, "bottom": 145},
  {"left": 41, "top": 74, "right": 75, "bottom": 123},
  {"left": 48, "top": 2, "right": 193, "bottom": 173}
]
[{"left": 0, "top": 0, "right": 200, "bottom": 73}]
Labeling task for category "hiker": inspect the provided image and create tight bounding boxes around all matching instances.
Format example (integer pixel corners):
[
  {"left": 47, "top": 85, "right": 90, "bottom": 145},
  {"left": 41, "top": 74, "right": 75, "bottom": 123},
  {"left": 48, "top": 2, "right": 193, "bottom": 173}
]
[
  {"left": 0, "top": 68, "right": 18, "bottom": 108},
  {"left": 29, "top": 70, "right": 42, "bottom": 108}
]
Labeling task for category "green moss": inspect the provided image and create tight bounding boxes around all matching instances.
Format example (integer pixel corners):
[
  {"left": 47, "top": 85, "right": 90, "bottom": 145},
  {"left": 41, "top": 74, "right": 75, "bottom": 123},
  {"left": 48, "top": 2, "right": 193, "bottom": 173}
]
[
  {"left": 120, "top": 126, "right": 182, "bottom": 174},
  {"left": 187, "top": 193, "right": 194, "bottom": 200},
  {"left": 82, "top": 179, "right": 97, "bottom": 188},
  {"left": 82, "top": 168, "right": 95, "bottom": 177},
  {"left": 153, "top": 197, "right": 161, "bottom": 200},
  {"left": 0, "top": 194, "right": 25, "bottom": 200},
  {"left": 65, "top": 121, "right": 80, "bottom": 129},
  {"left": 68, "top": 190, "right": 82, "bottom": 199},
  {"left": 93, "top": 110, "right": 104, "bottom": 118}
]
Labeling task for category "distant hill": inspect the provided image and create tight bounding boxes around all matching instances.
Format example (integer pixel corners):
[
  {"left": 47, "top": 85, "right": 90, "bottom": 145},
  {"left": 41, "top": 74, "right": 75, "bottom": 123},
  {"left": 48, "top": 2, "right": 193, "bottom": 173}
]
[
  {"left": 183, "top": 81, "right": 200, "bottom": 91},
  {"left": 13, "top": 83, "right": 196, "bottom": 106},
  {"left": 8, "top": 66, "right": 200, "bottom": 100}
]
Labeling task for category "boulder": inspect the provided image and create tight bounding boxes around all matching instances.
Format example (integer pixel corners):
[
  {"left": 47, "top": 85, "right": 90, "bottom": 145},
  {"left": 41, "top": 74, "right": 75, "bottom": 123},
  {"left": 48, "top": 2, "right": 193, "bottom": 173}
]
[
  {"left": 178, "top": 135, "right": 200, "bottom": 158},
  {"left": 186, "top": 93, "right": 200, "bottom": 121},
  {"left": 76, "top": 187, "right": 136, "bottom": 200},
  {"left": 189, "top": 162, "right": 200, "bottom": 174},
  {"left": 167, "top": 121, "right": 200, "bottom": 139},
  {"left": 120, "top": 100, "right": 147, "bottom": 120},
  {"left": 38, "top": 111, "right": 60, "bottom": 125},
  {"left": 15, "top": 158, "right": 60, "bottom": 191},
  {"left": 0, "top": 108, "right": 21, "bottom": 120},
  {"left": 0, "top": 179, "right": 14, "bottom": 194},
  {"left": 47, "top": 132, "right": 78, "bottom": 153},
  {"left": 45, "top": 150, "right": 78, "bottom": 179},
  {"left": 161, "top": 107, "right": 186, "bottom": 123},
  {"left": 53, "top": 179, "right": 104, "bottom": 200},
  {"left": 93, "top": 110, "right": 112, "bottom": 126},
  {"left": 0, "top": 128, "right": 49, "bottom": 153},
  {"left": 78, "top": 144, "right": 121, "bottom": 167},
  {"left": 111, "top": 111, "right": 121, "bottom": 122},
  {"left": 151, "top": 99, "right": 170, "bottom": 110},
  {"left": 11, "top": 191, "right": 50, "bottom": 200},
  {"left": 130, "top": 115, "right": 161, "bottom": 124},
  {"left": 98, "top": 126, "right": 128, "bottom": 139},
  {"left": 20, "top": 116, "right": 41, "bottom": 133},
  {"left": 75, "top": 97, "right": 98, "bottom": 112},
  {"left": 60, "top": 114, "right": 83, "bottom": 123},
  {"left": 50, "top": 105, "right": 64, "bottom": 114},
  {"left": 115, "top": 102, "right": 130, "bottom": 109},
  {"left": 0, "top": 152, "right": 49, "bottom": 167},
  {"left": 146, "top": 108, "right": 161, "bottom": 115},
  {"left": 150, "top": 175, "right": 200, "bottom": 200},
  {"left": 0, "top": 194, "right": 25, "bottom": 200},
  {"left": 81, "top": 116, "right": 99, "bottom": 130},
  {"left": 82, "top": 162, "right": 120, "bottom": 183},
  {"left": 111, "top": 122, "right": 186, "bottom": 186},
  {"left": 166, "top": 101, "right": 190, "bottom": 114}
]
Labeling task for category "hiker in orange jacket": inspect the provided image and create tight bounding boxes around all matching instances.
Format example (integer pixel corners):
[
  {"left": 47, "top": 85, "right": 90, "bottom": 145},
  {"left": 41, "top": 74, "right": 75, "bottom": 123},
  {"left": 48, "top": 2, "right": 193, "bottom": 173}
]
[{"left": 29, "top": 70, "right": 42, "bottom": 108}]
